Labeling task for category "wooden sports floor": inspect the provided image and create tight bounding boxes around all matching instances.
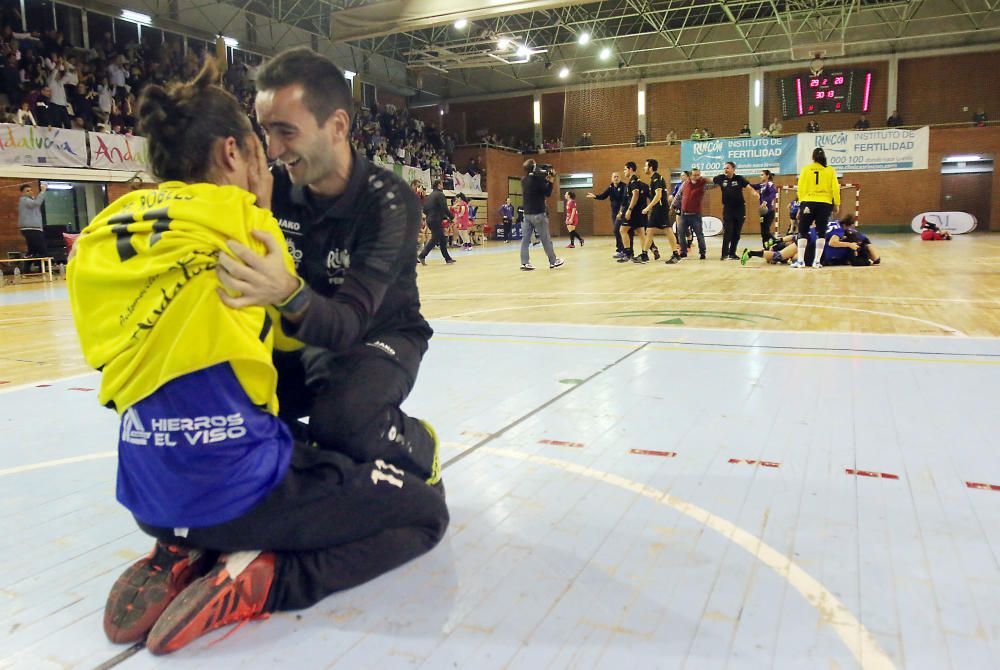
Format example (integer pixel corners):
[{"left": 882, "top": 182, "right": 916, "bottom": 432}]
[{"left": 2, "top": 233, "right": 999, "bottom": 669}]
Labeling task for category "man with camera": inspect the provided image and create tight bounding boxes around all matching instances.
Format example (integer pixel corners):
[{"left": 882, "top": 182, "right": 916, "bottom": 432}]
[{"left": 519, "top": 159, "right": 564, "bottom": 271}]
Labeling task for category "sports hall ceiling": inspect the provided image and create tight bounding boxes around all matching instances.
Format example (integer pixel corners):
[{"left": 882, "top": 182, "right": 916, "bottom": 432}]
[{"left": 167, "top": 0, "right": 1000, "bottom": 99}]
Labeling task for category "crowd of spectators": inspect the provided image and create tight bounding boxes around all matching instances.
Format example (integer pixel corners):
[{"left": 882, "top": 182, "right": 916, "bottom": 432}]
[{"left": 355, "top": 103, "right": 458, "bottom": 180}]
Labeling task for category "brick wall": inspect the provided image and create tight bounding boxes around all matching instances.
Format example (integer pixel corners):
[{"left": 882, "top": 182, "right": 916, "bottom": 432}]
[
  {"left": 764, "top": 60, "right": 888, "bottom": 134},
  {"left": 378, "top": 90, "right": 408, "bottom": 110},
  {"left": 541, "top": 92, "right": 565, "bottom": 144},
  {"left": 450, "top": 96, "right": 534, "bottom": 144},
  {"left": 563, "top": 85, "right": 638, "bottom": 146},
  {"left": 898, "top": 51, "right": 1000, "bottom": 127},
  {"left": 647, "top": 75, "right": 749, "bottom": 140}
]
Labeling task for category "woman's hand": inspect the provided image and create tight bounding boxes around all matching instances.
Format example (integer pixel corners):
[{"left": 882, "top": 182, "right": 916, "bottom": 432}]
[{"left": 246, "top": 135, "right": 273, "bottom": 210}]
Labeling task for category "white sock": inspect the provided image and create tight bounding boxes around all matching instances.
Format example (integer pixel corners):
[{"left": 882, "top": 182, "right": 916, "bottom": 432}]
[
  {"left": 796, "top": 238, "right": 807, "bottom": 263},
  {"left": 224, "top": 550, "right": 262, "bottom": 578},
  {"left": 813, "top": 239, "right": 826, "bottom": 266}
]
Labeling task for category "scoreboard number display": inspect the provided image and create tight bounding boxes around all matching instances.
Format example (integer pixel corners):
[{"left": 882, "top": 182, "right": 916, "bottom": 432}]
[{"left": 779, "top": 70, "right": 872, "bottom": 119}]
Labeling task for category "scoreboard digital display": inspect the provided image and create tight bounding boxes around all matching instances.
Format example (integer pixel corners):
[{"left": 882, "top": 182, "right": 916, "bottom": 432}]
[{"left": 778, "top": 70, "right": 872, "bottom": 119}]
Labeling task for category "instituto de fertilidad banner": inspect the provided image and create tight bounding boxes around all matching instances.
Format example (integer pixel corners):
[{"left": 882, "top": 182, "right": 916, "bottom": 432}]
[
  {"left": 0, "top": 124, "right": 87, "bottom": 167},
  {"left": 681, "top": 135, "right": 799, "bottom": 175},
  {"left": 796, "top": 127, "right": 929, "bottom": 172}
]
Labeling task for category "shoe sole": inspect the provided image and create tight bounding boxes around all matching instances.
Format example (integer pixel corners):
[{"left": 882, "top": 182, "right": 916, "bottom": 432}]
[{"left": 103, "top": 552, "right": 204, "bottom": 644}]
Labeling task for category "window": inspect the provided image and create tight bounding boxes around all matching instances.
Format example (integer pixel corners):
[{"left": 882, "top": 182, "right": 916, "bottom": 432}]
[
  {"left": 86, "top": 12, "right": 113, "bottom": 51},
  {"left": 54, "top": 4, "right": 83, "bottom": 47},
  {"left": 24, "top": 0, "right": 55, "bottom": 33}
]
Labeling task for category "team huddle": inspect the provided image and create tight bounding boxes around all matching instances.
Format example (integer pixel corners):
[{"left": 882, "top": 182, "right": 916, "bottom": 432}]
[{"left": 579, "top": 147, "right": 881, "bottom": 269}]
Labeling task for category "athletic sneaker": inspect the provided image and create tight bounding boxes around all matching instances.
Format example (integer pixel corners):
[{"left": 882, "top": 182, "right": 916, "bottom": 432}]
[
  {"left": 146, "top": 552, "right": 275, "bottom": 655},
  {"left": 664, "top": 252, "right": 680, "bottom": 265},
  {"left": 566, "top": 244, "right": 575, "bottom": 248},
  {"left": 812, "top": 261, "right": 822, "bottom": 269},
  {"left": 632, "top": 253, "right": 649, "bottom": 264},
  {"left": 616, "top": 254, "right": 632, "bottom": 263},
  {"left": 579, "top": 239, "right": 584, "bottom": 247},
  {"left": 418, "top": 256, "right": 426, "bottom": 266},
  {"left": 739, "top": 249, "right": 750, "bottom": 266},
  {"left": 420, "top": 419, "right": 442, "bottom": 486},
  {"left": 445, "top": 259, "right": 457, "bottom": 264},
  {"left": 613, "top": 251, "right": 624, "bottom": 259},
  {"left": 699, "top": 253, "right": 706, "bottom": 260},
  {"left": 103, "top": 542, "right": 213, "bottom": 644},
  {"left": 550, "top": 258, "right": 565, "bottom": 269},
  {"left": 791, "top": 259, "right": 805, "bottom": 268},
  {"left": 520, "top": 263, "right": 536, "bottom": 271},
  {"left": 652, "top": 248, "right": 661, "bottom": 260}
]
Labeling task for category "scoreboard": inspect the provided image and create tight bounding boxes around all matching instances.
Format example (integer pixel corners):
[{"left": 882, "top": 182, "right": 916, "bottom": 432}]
[{"left": 778, "top": 70, "right": 872, "bottom": 119}]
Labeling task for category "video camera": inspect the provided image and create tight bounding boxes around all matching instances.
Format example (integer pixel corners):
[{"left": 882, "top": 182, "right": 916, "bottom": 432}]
[{"left": 529, "top": 160, "right": 554, "bottom": 178}]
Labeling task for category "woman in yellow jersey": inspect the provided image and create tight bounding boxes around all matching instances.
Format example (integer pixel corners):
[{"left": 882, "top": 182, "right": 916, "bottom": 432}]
[
  {"left": 69, "top": 59, "right": 447, "bottom": 655},
  {"left": 794, "top": 147, "right": 840, "bottom": 268}
]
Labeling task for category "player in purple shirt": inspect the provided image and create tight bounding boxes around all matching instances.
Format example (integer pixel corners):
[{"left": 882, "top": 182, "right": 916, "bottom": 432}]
[{"left": 751, "top": 170, "right": 778, "bottom": 245}]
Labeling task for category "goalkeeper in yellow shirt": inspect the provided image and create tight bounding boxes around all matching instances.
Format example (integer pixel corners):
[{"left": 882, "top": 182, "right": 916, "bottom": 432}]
[
  {"left": 794, "top": 147, "right": 840, "bottom": 268},
  {"left": 68, "top": 60, "right": 448, "bottom": 655}
]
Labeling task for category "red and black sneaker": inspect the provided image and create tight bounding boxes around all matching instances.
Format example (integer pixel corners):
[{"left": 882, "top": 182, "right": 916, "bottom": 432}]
[
  {"left": 146, "top": 551, "right": 276, "bottom": 655},
  {"left": 103, "top": 542, "right": 212, "bottom": 644}
]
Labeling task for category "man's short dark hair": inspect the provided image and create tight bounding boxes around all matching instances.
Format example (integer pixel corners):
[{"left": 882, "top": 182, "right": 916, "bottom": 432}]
[
  {"left": 725, "top": 161, "right": 736, "bottom": 169},
  {"left": 19, "top": 184, "right": 31, "bottom": 192},
  {"left": 523, "top": 158, "right": 536, "bottom": 174},
  {"left": 433, "top": 179, "right": 443, "bottom": 189},
  {"left": 624, "top": 161, "right": 637, "bottom": 172},
  {"left": 256, "top": 47, "right": 353, "bottom": 126},
  {"left": 646, "top": 158, "right": 658, "bottom": 172},
  {"left": 567, "top": 191, "right": 575, "bottom": 199}
]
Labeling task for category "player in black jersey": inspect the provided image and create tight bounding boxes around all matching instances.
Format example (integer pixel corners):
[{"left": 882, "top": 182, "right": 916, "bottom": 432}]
[
  {"left": 632, "top": 159, "right": 680, "bottom": 264},
  {"left": 617, "top": 161, "right": 648, "bottom": 262}
]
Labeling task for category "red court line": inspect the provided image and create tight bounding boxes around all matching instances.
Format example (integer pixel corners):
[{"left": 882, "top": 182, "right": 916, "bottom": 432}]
[
  {"left": 966, "top": 481, "right": 1000, "bottom": 492},
  {"left": 729, "top": 458, "right": 781, "bottom": 468},
  {"left": 35, "top": 384, "right": 51, "bottom": 388},
  {"left": 0, "top": 381, "right": 9, "bottom": 385},
  {"left": 846, "top": 468, "right": 899, "bottom": 480},
  {"left": 539, "top": 439, "right": 584, "bottom": 448},
  {"left": 630, "top": 449, "right": 677, "bottom": 458},
  {"left": 68, "top": 387, "right": 95, "bottom": 392}
]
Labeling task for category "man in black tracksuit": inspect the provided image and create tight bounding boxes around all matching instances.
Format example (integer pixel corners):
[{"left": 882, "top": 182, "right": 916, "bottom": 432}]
[
  {"left": 713, "top": 161, "right": 751, "bottom": 260},
  {"left": 208, "top": 48, "right": 448, "bottom": 616},
  {"left": 587, "top": 172, "right": 628, "bottom": 257},
  {"left": 418, "top": 179, "right": 455, "bottom": 264}
]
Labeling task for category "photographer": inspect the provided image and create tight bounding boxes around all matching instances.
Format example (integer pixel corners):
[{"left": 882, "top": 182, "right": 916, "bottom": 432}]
[{"left": 519, "top": 159, "right": 564, "bottom": 271}]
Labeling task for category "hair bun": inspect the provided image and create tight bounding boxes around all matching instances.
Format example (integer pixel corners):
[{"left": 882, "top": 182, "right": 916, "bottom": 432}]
[{"left": 137, "top": 84, "right": 181, "bottom": 142}]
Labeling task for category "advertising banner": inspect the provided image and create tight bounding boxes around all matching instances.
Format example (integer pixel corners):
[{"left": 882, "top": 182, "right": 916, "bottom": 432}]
[
  {"left": 796, "top": 127, "right": 929, "bottom": 172},
  {"left": 89, "top": 132, "right": 150, "bottom": 172},
  {"left": 681, "top": 136, "right": 798, "bottom": 175},
  {"left": 0, "top": 124, "right": 87, "bottom": 167}
]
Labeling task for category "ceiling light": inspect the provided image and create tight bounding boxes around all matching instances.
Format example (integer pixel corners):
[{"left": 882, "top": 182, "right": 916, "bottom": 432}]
[
  {"left": 498, "top": 37, "right": 510, "bottom": 49},
  {"left": 454, "top": 18, "right": 468, "bottom": 29},
  {"left": 43, "top": 181, "right": 74, "bottom": 190},
  {"left": 344, "top": 70, "right": 356, "bottom": 80},
  {"left": 578, "top": 32, "right": 590, "bottom": 45},
  {"left": 121, "top": 9, "right": 152, "bottom": 24},
  {"left": 516, "top": 44, "right": 531, "bottom": 58},
  {"left": 943, "top": 155, "right": 982, "bottom": 162},
  {"left": 599, "top": 47, "right": 611, "bottom": 61},
  {"left": 558, "top": 67, "right": 570, "bottom": 79},
  {"left": 222, "top": 36, "right": 238, "bottom": 48}
]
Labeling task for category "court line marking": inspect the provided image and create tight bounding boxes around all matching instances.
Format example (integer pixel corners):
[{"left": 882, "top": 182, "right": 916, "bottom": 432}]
[
  {"left": 434, "top": 299, "right": 966, "bottom": 336},
  {"left": 0, "top": 371, "right": 97, "bottom": 395},
  {"left": 434, "top": 328, "right": 1000, "bottom": 358},
  {"left": 480, "top": 446, "right": 896, "bottom": 670},
  {"left": 432, "top": 335, "right": 1000, "bottom": 365},
  {"left": 0, "top": 451, "right": 116, "bottom": 477},
  {"left": 422, "top": 290, "right": 1000, "bottom": 306}
]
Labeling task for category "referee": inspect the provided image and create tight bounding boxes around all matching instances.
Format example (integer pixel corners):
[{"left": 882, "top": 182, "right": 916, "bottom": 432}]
[
  {"left": 794, "top": 147, "right": 840, "bottom": 268},
  {"left": 587, "top": 172, "right": 628, "bottom": 258}
]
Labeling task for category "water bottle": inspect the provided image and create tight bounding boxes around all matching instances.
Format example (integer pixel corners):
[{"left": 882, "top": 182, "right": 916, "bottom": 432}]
[{"left": 13, "top": 266, "right": 21, "bottom": 283}]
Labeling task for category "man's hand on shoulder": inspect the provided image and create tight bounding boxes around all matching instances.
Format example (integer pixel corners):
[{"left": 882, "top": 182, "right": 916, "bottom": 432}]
[{"left": 217, "top": 229, "right": 300, "bottom": 309}]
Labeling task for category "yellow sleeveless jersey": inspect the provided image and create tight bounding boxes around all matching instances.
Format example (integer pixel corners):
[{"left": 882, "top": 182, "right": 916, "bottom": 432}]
[
  {"left": 797, "top": 162, "right": 840, "bottom": 206},
  {"left": 68, "top": 182, "right": 301, "bottom": 415}
]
